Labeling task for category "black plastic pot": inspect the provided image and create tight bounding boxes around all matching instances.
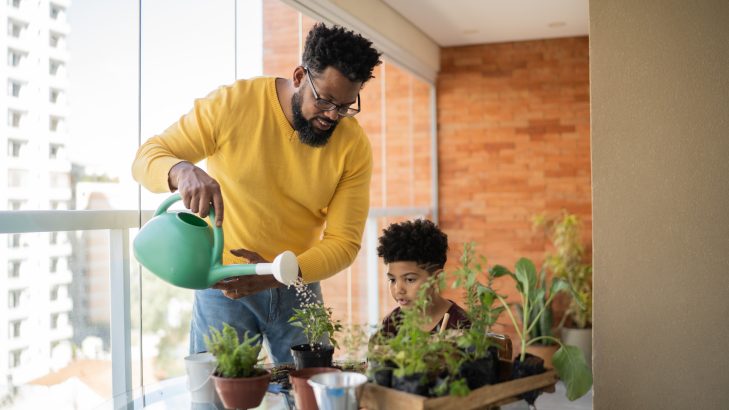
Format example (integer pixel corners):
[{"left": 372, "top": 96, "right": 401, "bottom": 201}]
[
  {"left": 290, "top": 344, "right": 334, "bottom": 370},
  {"left": 367, "top": 359, "right": 395, "bottom": 387},
  {"left": 391, "top": 372, "right": 430, "bottom": 397},
  {"left": 459, "top": 346, "right": 499, "bottom": 389},
  {"left": 511, "top": 352, "right": 546, "bottom": 405}
]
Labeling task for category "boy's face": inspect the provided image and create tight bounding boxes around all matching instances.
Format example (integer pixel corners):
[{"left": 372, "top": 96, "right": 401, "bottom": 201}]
[{"left": 387, "top": 261, "right": 433, "bottom": 309}]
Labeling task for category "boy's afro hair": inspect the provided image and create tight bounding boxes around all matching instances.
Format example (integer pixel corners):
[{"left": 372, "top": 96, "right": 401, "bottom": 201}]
[
  {"left": 377, "top": 219, "right": 448, "bottom": 270},
  {"left": 302, "top": 23, "right": 382, "bottom": 83}
]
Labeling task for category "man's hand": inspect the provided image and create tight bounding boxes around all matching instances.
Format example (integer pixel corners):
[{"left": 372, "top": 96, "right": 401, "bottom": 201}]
[
  {"left": 212, "top": 248, "right": 282, "bottom": 299},
  {"left": 168, "top": 161, "right": 224, "bottom": 227}
]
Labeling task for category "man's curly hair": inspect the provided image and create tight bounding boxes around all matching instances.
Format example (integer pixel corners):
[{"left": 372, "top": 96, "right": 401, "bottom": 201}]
[
  {"left": 302, "top": 23, "right": 382, "bottom": 83},
  {"left": 377, "top": 219, "right": 448, "bottom": 272}
]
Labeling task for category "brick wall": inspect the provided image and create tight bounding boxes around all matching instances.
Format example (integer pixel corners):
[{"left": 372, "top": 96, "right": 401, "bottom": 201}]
[{"left": 438, "top": 38, "right": 592, "bottom": 332}]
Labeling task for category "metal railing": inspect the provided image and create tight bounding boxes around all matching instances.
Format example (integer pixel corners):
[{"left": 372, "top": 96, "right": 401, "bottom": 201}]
[{"left": 0, "top": 209, "right": 152, "bottom": 407}]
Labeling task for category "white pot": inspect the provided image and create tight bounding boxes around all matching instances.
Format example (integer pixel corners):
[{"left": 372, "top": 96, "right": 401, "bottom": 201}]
[{"left": 561, "top": 327, "right": 592, "bottom": 368}]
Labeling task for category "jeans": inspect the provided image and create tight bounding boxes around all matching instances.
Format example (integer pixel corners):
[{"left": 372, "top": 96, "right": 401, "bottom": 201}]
[{"left": 189, "top": 282, "right": 322, "bottom": 364}]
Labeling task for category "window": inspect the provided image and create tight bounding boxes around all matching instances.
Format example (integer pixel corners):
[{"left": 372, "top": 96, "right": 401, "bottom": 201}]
[
  {"left": 51, "top": 313, "right": 60, "bottom": 329},
  {"left": 9, "top": 0, "right": 21, "bottom": 8},
  {"left": 50, "top": 144, "right": 63, "bottom": 159},
  {"left": 8, "top": 49, "right": 24, "bottom": 67},
  {"left": 50, "top": 116, "right": 62, "bottom": 131},
  {"left": 50, "top": 172, "right": 70, "bottom": 189},
  {"left": 50, "top": 257, "right": 59, "bottom": 273},
  {"left": 8, "top": 199, "right": 24, "bottom": 210},
  {"left": 49, "top": 60, "right": 62, "bottom": 75},
  {"left": 9, "top": 321, "right": 22, "bottom": 339},
  {"left": 8, "top": 233, "right": 22, "bottom": 248},
  {"left": 49, "top": 4, "right": 64, "bottom": 20},
  {"left": 49, "top": 32, "right": 63, "bottom": 48},
  {"left": 8, "top": 139, "right": 24, "bottom": 157},
  {"left": 50, "top": 285, "right": 60, "bottom": 301},
  {"left": 8, "top": 110, "right": 23, "bottom": 127},
  {"left": 50, "top": 231, "right": 58, "bottom": 244},
  {"left": 8, "top": 169, "right": 28, "bottom": 187},
  {"left": 8, "top": 20, "right": 26, "bottom": 38},
  {"left": 50, "top": 88, "right": 62, "bottom": 103},
  {"left": 8, "top": 80, "right": 22, "bottom": 97},
  {"left": 9, "top": 290, "right": 22, "bottom": 309},
  {"left": 50, "top": 200, "right": 69, "bottom": 210},
  {"left": 9, "top": 350, "right": 22, "bottom": 368},
  {"left": 8, "top": 260, "right": 21, "bottom": 278}
]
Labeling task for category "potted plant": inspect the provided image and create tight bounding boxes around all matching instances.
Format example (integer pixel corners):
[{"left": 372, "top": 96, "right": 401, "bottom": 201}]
[
  {"left": 204, "top": 323, "right": 270, "bottom": 410},
  {"left": 451, "top": 242, "right": 505, "bottom": 389},
  {"left": 288, "top": 300, "right": 342, "bottom": 369},
  {"left": 384, "top": 275, "right": 469, "bottom": 397},
  {"left": 534, "top": 211, "right": 593, "bottom": 365},
  {"left": 489, "top": 258, "right": 592, "bottom": 405}
]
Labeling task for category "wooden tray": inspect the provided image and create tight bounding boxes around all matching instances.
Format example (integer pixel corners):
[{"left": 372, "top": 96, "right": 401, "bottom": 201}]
[{"left": 360, "top": 360, "right": 558, "bottom": 410}]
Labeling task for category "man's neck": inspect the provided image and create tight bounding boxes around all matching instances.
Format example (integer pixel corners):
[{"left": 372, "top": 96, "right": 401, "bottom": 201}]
[{"left": 275, "top": 77, "right": 295, "bottom": 128}]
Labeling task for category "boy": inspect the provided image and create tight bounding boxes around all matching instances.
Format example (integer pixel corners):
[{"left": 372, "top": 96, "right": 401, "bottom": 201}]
[{"left": 376, "top": 219, "right": 470, "bottom": 337}]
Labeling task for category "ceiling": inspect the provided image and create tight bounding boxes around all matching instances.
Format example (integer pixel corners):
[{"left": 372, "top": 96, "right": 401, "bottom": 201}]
[{"left": 381, "top": 0, "right": 589, "bottom": 47}]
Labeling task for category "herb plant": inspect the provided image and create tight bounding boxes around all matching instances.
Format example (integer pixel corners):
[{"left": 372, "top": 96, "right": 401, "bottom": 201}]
[
  {"left": 451, "top": 242, "right": 507, "bottom": 359},
  {"left": 288, "top": 302, "right": 342, "bottom": 349},
  {"left": 204, "top": 322, "right": 263, "bottom": 378}
]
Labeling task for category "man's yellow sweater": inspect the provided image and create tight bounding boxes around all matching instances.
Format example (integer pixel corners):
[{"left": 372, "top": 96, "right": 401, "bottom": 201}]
[{"left": 132, "top": 77, "right": 372, "bottom": 283}]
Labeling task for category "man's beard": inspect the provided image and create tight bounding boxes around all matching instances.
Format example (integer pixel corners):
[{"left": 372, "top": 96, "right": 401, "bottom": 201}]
[{"left": 291, "top": 91, "right": 338, "bottom": 147}]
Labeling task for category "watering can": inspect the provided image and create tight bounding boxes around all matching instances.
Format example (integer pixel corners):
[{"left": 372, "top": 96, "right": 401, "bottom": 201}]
[{"left": 133, "top": 193, "right": 298, "bottom": 289}]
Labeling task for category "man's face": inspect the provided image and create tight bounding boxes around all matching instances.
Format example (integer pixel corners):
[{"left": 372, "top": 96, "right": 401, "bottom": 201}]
[
  {"left": 387, "top": 261, "right": 434, "bottom": 310},
  {"left": 291, "top": 66, "right": 361, "bottom": 147}
]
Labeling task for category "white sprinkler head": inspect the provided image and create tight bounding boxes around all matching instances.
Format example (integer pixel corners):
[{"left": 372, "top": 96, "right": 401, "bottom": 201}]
[{"left": 271, "top": 251, "right": 298, "bottom": 285}]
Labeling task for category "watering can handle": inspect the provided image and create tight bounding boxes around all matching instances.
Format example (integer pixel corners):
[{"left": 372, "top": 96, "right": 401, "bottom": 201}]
[{"left": 154, "top": 193, "right": 225, "bottom": 268}]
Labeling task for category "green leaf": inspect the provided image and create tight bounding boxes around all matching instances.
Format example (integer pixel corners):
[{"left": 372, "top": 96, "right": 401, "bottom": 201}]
[
  {"left": 515, "top": 258, "right": 537, "bottom": 295},
  {"left": 552, "top": 345, "right": 593, "bottom": 401},
  {"left": 550, "top": 277, "right": 571, "bottom": 298},
  {"left": 489, "top": 264, "right": 511, "bottom": 278}
]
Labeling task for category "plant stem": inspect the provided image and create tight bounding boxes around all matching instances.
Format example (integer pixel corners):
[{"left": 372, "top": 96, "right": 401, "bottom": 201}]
[
  {"left": 525, "top": 292, "right": 557, "bottom": 336},
  {"left": 495, "top": 293, "right": 524, "bottom": 360},
  {"left": 526, "top": 335, "right": 562, "bottom": 349}
]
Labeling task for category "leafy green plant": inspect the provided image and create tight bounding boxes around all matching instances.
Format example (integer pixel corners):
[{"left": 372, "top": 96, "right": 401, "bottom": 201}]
[
  {"left": 385, "top": 275, "right": 470, "bottom": 397},
  {"left": 534, "top": 212, "right": 593, "bottom": 329},
  {"left": 339, "top": 324, "right": 369, "bottom": 366},
  {"left": 514, "top": 267, "right": 556, "bottom": 346},
  {"left": 204, "top": 323, "right": 263, "bottom": 378},
  {"left": 288, "top": 302, "right": 343, "bottom": 349},
  {"left": 451, "top": 242, "right": 507, "bottom": 359},
  {"left": 490, "top": 258, "right": 592, "bottom": 401}
]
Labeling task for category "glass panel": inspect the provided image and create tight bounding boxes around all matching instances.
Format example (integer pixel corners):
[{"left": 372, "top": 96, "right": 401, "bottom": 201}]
[{"left": 138, "top": 0, "right": 236, "bottom": 387}]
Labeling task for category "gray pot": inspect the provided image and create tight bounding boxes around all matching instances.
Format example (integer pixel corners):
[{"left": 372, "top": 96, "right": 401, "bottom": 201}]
[{"left": 561, "top": 327, "right": 592, "bottom": 368}]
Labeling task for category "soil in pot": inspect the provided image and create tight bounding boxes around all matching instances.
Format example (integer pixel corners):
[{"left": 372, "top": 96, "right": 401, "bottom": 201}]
[
  {"left": 459, "top": 346, "right": 499, "bottom": 389},
  {"left": 390, "top": 372, "right": 430, "bottom": 397},
  {"left": 511, "top": 353, "right": 546, "bottom": 405},
  {"left": 291, "top": 344, "right": 334, "bottom": 370},
  {"left": 212, "top": 369, "right": 270, "bottom": 410},
  {"left": 289, "top": 367, "right": 341, "bottom": 410}
]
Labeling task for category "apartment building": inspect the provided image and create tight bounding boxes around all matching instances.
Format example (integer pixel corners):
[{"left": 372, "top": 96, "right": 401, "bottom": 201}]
[{"left": 1, "top": 0, "right": 74, "bottom": 387}]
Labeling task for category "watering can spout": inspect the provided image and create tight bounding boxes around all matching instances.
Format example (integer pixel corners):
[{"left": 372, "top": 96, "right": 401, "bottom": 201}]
[
  {"left": 209, "top": 250, "right": 299, "bottom": 286},
  {"left": 133, "top": 194, "right": 299, "bottom": 290}
]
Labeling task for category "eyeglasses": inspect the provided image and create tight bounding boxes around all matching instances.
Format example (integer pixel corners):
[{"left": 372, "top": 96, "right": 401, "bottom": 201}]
[{"left": 304, "top": 67, "right": 360, "bottom": 117}]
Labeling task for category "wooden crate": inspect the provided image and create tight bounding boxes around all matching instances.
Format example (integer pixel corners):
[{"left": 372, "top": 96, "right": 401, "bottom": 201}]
[{"left": 360, "top": 360, "right": 558, "bottom": 410}]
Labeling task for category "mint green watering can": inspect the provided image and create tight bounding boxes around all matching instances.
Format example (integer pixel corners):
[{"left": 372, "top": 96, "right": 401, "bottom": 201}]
[{"left": 133, "top": 193, "right": 298, "bottom": 289}]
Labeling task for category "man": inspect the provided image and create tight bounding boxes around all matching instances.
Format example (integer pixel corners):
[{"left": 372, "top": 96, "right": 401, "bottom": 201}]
[{"left": 132, "top": 23, "right": 381, "bottom": 362}]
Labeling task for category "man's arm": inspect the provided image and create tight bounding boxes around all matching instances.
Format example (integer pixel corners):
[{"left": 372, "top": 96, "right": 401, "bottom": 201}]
[
  {"left": 296, "top": 130, "right": 374, "bottom": 282},
  {"left": 132, "top": 86, "right": 228, "bottom": 225}
]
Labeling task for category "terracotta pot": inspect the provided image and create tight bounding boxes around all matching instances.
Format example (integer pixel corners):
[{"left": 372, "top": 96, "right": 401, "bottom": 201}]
[
  {"left": 525, "top": 344, "right": 559, "bottom": 369},
  {"left": 212, "top": 370, "right": 270, "bottom": 410},
  {"left": 289, "top": 367, "right": 341, "bottom": 410},
  {"left": 561, "top": 327, "right": 592, "bottom": 368}
]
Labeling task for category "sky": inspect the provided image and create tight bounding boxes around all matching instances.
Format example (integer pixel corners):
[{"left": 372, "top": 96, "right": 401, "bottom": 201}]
[{"left": 66, "top": 0, "right": 263, "bottom": 183}]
